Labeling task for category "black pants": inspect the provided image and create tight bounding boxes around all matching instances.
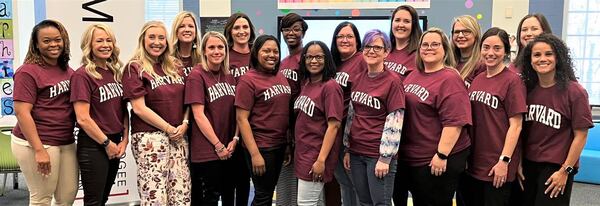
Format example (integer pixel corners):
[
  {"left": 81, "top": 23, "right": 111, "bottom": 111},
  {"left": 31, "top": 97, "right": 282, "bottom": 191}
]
[
  {"left": 457, "top": 173, "right": 512, "bottom": 206},
  {"left": 77, "top": 131, "right": 122, "bottom": 206},
  {"left": 222, "top": 144, "right": 250, "bottom": 206},
  {"left": 245, "top": 146, "right": 286, "bottom": 206},
  {"left": 392, "top": 160, "right": 410, "bottom": 206},
  {"left": 407, "top": 148, "right": 470, "bottom": 206},
  {"left": 191, "top": 160, "right": 231, "bottom": 206},
  {"left": 522, "top": 160, "right": 575, "bottom": 206}
]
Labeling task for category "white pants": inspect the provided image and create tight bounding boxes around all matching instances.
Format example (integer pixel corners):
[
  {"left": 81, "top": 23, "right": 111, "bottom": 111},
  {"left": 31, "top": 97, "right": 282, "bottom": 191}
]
[
  {"left": 11, "top": 135, "right": 78, "bottom": 206},
  {"left": 297, "top": 179, "right": 325, "bottom": 206}
]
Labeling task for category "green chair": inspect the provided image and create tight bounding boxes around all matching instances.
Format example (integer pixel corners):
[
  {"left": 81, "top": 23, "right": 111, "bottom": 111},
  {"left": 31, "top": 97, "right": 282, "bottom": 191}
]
[{"left": 0, "top": 126, "right": 20, "bottom": 196}]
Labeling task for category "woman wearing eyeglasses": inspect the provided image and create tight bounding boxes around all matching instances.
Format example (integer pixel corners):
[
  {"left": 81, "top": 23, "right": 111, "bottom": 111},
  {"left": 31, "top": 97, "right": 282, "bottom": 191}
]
[
  {"left": 330, "top": 21, "right": 365, "bottom": 206},
  {"left": 345, "top": 29, "right": 405, "bottom": 206},
  {"left": 399, "top": 28, "right": 471, "bottom": 205},
  {"left": 294, "top": 41, "right": 344, "bottom": 205},
  {"left": 386, "top": 5, "right": 422, "bottom": 80},
  {"left": 451, "top": 15, "right": 485, "bottom": 87}
]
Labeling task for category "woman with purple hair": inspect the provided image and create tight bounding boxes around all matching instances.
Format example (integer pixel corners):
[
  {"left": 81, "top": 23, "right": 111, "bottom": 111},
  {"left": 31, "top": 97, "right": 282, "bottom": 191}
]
[{"left": 344, "top": 29, "right": 405, "bottom": 205}]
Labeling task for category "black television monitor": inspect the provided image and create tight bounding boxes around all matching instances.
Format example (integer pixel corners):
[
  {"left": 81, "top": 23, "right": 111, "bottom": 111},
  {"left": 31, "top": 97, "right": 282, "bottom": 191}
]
[{"left": 278, "top": 15, "right": 427, "bottom": 57}]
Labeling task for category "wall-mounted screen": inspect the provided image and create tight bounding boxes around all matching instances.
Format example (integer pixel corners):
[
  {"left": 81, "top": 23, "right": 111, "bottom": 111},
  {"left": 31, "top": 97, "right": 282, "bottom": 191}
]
[{"left": 278, "top": 16, "right": 427, "bottom": 57}]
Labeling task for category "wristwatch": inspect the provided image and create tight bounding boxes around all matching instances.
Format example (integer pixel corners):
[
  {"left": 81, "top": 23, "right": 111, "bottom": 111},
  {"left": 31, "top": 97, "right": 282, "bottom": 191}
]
[
  {"left": 101, "top": 138, "right": 110, "bottom": 148},
  {"left": 499, "top": 155, "right": 511, "bottom": 163},
  {"left": 564, "top": 166, "right": 574, "bottom": 175},
  {"left": 436, "top": 151, "right": 448, "bottom": 160}
]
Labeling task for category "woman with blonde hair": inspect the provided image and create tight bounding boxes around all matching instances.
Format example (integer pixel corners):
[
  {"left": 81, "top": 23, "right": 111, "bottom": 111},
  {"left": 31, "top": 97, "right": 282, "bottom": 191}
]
[
  {"left": 122, "top": 21, "right": 191, "bottom": 205},
  {"left": 185, "top": 31, "right": 238, "bottom": 205},
  {"left": 71, "top": 23, "right": 129, "bottom": 205},
  {"left": 400, "top": 28, "right": 471, "bottom": 205},
  {"left": 171, "top": 11, "right": 202, "bottom": 76},
  {"left": 451, "top": 15, "right": 484, "bottom": 87},
  {"left": 11, "top": 19, "right": 78, "bottom": 205}
]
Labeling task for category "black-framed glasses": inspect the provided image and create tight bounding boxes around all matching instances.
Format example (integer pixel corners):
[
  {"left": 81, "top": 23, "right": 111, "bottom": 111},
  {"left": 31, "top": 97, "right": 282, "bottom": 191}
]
[
  {"left": 282, "top": 27, "right": 303, "bottom": 34},
  {"left": 420, "top": 42, "right": 442, "bottom": 50},
  {"left": 452, "top": 29, "right": 473, "bottom": 37},
  {"left": 305, "top": 55, "right": 325, "bottom": 62},
  {"left": 364, "top": 45, "right": 385, "bottom": 52}
]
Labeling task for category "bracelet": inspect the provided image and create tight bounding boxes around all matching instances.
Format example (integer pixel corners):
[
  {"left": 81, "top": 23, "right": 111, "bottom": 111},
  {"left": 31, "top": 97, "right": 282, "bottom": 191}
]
[
  {"left": 233, "top": 136, "right": 240, "bottom": 141},
  {"left": 182, "top": 119, "right": 189, "bottom": 125},
  {"left": 215, "top": 144, "right": 226, "bottom": 153}
]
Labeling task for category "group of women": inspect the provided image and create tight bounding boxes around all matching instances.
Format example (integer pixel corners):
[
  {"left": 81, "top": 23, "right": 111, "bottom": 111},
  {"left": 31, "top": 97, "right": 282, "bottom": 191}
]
[{"left": 10, "top": 4, "right": 592, "bottom": 206}]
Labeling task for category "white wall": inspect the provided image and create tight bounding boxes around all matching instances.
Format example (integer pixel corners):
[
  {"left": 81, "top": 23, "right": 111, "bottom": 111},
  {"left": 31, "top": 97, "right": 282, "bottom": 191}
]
[
  {"left": 491, "top": 0, "right": 529, "bottom": 36},
  {"left": 13, "top": 0, "right": 35, "bottom": 68}
]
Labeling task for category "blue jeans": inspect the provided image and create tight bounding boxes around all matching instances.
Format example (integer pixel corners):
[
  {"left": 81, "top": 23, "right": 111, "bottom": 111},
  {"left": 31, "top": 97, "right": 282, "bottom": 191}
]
[
  {"left": 349, "top": 153, "right": 397, "bottom": 206},
  {"left": 334, "top": 150, "right": 359, "bottom": 206}
]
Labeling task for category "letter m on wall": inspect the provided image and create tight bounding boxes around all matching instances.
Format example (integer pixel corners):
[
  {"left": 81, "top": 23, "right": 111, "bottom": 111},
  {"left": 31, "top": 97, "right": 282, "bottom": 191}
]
[{"left": 82, "top": 0, "right": 113, "bottom": 22}]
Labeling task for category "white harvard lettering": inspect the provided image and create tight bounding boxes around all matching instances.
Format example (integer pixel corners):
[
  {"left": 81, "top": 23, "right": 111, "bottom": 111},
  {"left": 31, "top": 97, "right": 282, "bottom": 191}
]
[
  {"left": 469, "top": 90, "right": 499, "bottom": 109},
  {"left": 207, "top": 82, "right": 236, "bottom": 102},
  {"left": 183, "top": 67, "right": 193, "bottom": 76},
  {"left": 99, "top": 83, "right": 124, "bottom": 103},
  {"left": 150, "top": 76, "right": 185, "bottom": 90},
  {"left": 384, "top": 61, "right": 408, "bottom": 75},
  {"left": 230, "top": 66, "right": 249, "bottom": 78},
  {"left": 350, "top": 91, "right": 381, "bottom": 109},
  {"left": 49, "top": 80, "right": 70, "bottom": 98},
  {"left": 403, "top": 84, "right": 430, "bottom": 101},
  {"left": 281, "top": 68, "right": 298, "bottom": 81},
  {"left": 525, "top": 104, "right": 562, "bottom": 129},
  {"left": 263, "top": 84, "right": 291, "bottom": 101},
  {"left": 334, "top": 72, "right": 350, "bottom": 87},
  {"left": 294, "top": 95, "right": 316, "bottom": 117}
]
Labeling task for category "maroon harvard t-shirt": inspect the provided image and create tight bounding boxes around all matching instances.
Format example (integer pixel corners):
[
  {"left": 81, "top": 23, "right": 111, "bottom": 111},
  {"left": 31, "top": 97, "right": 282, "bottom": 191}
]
[
  {"left": 280, "top": 52, "right": 302, "bottom": 99},
  {"left": 235, "top": 69, "right": 291, "bottom": 148},
  {"left": 294, "top": 79, "right": 344, "bottom": 182},
  {"left": 180, "top": 56, "right": 194, "bottom": 77},
  {"left": 70, "top": 66, "right": 125, "bottom": 135},
  {"left": 400, "top": 68, "right": 472, "bottom": 166},
  {"left": 457, "top": 61, "right": 486, "bottom": 88},
  {"left": 13, "top": 64, "right": 75, "bottom": 146},
  {"left": 384, "top": 47, "right": 416, "bottom": 81},
  {"left": 349, "top": 69, "right": 405, "bottom": 158},
  {"left": 467, "top": 68, "right": 527, "bottom": 182},
  {"left": 185, "top": 66, "right": 237, "bottom": 162},
  {"left": 122, "top": 62, "right": 186, "bottom": 133},
  {"left": 334, "top": 52, "right": 365, "bottom": 115},
  {"left": 229, "top": 48, "right": 251, "bottom": 81},
  {"left": 523, "top": 81, "right": 593, "bottom": 167},
  {"left": 508, "top": 63, "right": 522, "bottom": 74}
]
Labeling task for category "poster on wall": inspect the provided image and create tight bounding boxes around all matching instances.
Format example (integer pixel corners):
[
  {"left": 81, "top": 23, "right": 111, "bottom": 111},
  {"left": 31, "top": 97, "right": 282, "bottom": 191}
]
[
  {"left": 45, "top": 1, "right": 144, "bottom": 205},
  {"left": 200, "top": 17, "right": 229, "bottom": 35},
  {"left": 0, "top": 0, "right": 14, "bottom": 122},
  {"left": 277, "top": 0, "right": 430, "bottom": 9}
]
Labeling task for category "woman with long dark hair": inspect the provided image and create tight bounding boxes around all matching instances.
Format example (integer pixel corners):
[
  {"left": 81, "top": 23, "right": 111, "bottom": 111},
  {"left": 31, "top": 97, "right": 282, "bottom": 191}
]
[
  {"left": 511, "top": 13, "right": 553, "bottom": 74},
  {"left": 520, "top": 34, "right": 592, "bottom": 206},
  {"left": 386, "top": 5, "right": 422, "bottom": 79},
  {"left": 331, "top": 21, "right": 364, "bottom": 206},
  {"left": 458, "top": 27, "right": 527, "bottom": 206},
  {"left": 294, "top": 40, "right": 343, "bottom": 205}
]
